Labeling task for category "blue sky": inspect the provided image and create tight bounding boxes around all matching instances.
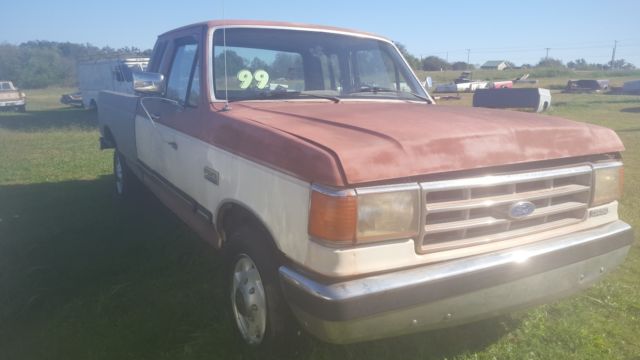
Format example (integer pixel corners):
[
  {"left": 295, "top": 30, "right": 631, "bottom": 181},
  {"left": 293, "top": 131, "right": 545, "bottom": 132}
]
[{"left": 3, "top": 0, "right": 640, "bottom": 66}]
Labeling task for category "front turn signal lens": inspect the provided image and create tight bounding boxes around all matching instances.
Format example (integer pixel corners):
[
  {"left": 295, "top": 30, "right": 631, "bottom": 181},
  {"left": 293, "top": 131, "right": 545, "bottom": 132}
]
[{"left": 309, "top": 189, "right": 357, "bottom": 243}]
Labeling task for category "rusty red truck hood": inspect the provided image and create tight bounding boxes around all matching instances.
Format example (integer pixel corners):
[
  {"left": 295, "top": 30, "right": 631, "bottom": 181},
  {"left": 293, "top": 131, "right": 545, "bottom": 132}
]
[{"left": 217, "top": 101, "right": 624, "bottom": 186}]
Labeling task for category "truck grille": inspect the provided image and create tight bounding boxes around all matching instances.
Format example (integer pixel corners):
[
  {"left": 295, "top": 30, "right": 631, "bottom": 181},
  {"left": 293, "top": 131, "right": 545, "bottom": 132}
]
[
  {"left": 0, "top": 92, "right": 20, "bottom": 101},
  {"left": 418, "top": 165, "right": 592, "bottom": 253}
]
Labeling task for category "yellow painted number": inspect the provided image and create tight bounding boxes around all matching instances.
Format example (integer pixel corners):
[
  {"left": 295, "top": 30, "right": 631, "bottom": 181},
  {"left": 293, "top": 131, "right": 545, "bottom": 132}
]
[
  {"left": 254, "top": 69, "right": 269, "bottom": 89},
  {"left": 237, "top": 69, "right": 253, "bottom": 89},
  {"left": 236, "top": 69, "right": 270, "bottom": 90}
]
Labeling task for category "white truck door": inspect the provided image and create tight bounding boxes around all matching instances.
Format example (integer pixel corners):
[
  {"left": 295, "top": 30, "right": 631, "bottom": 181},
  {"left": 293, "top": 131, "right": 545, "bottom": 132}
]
[
  {"left": 134, "top": 37, "right": 202, "bottom": 196},
  {"left": 135, "top": 99, "right": 168, "bottom": 176}
]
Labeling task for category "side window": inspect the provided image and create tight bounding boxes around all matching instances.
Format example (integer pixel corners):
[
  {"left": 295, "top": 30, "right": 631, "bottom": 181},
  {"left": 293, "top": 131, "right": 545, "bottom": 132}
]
[
  {"left": 166, "top": 41, "right": 198, "bottom": 105},
  {"left": 149, "top": 40, "right": 168, "bottom": 73},
  {"left": 188, "top": 58, "right": 201, "bottom": 106},
  {"left": 113, "top": 65, "right": 125, "bottom": 82}
]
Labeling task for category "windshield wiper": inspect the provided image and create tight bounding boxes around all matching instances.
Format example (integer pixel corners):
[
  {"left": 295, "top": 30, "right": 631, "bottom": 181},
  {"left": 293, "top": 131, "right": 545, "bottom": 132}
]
[
  {"left": 256, "top": 90, "right": 340, "bottom": 103},
  {"left": 296, "top": 91, "right": 341, "bottom": 103},
  {"left": 349, "top": 86, "right": 432, "bottom": 103},
  {"left": 403, "top": 91, "right": 433, "bottom": 104}
]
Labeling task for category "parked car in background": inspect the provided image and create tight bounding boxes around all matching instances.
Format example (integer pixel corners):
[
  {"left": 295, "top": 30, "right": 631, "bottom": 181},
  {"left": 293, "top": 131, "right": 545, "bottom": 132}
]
[
  {"left": 0, "top": 81, "right": 26, "bottom": 112},
  {"left": 565, "top": 79, "right": 610, "bottom": 93},
  {"left": 60, "top": 92, "right": 84, "bottom": 107},
  {"left": 98, "top": 20, "right": 633, "bottom": 348},
  {"left": 77, "top": 57, "right": 148, "bottom": 109}
]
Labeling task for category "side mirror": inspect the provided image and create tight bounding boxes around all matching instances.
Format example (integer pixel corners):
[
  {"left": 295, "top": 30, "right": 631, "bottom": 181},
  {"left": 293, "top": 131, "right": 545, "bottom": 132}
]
[
  {"left": 425, "top": 76, "right": 433, "bottom": 89},
  {"left": 133, "top": 71, "right": 165, "bottom": 95}
]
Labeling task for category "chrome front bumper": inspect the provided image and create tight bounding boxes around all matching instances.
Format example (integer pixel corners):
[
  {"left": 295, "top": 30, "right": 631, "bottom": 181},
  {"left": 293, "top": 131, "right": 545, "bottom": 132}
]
[
  {"left": 279, "top": 220, "right": 633, "bottom": 344},
  {"left": 0, "top": 99, "right": 25, "bottom": 107}
]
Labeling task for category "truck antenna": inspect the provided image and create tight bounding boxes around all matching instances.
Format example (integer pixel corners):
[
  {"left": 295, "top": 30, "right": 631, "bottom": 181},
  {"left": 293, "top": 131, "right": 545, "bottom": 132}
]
[{"left": 221, "top": 0, "right": 231, "bottom": 111}]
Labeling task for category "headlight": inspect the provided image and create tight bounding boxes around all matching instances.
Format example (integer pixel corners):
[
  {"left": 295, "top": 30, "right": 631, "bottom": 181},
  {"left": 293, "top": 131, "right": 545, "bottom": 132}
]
[
  {"left": 592, "top": 162, "right": 623, "bottom": 206},
  {"left": 309, "top": 184, "right": 420, "bottom": 244}
]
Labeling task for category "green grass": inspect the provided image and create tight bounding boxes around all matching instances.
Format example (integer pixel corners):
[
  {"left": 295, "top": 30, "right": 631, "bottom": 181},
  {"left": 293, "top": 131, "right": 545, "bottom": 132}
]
[{"left": 0, "top": 87, "right": 639, "bottom": 359}]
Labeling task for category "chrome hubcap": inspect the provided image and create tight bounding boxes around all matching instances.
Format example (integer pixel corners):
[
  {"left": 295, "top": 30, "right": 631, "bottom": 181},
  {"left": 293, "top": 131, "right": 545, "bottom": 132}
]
[
  {"left": 231, "top": 254, "right": 267, "bottom": 345},
  {"left": 114, "top": 154, "right": 124, "bottom": 195}
]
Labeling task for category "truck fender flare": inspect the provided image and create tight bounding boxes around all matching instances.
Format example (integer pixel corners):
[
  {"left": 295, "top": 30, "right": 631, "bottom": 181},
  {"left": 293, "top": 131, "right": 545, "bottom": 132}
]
[{"left": 216, "top": 200, "right": 280, "bottom": 253}]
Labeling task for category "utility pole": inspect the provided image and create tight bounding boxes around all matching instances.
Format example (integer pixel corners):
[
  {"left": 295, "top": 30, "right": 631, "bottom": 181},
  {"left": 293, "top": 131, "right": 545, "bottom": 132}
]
[
  {"left": 545, "top": 47, "right": 550, "bottom": 59},
  {"left": 466, "top": 49, "right": 470, "bottom": 70},
  {"left": 610, "top": 40, "right": 618, "bottom": 69}
]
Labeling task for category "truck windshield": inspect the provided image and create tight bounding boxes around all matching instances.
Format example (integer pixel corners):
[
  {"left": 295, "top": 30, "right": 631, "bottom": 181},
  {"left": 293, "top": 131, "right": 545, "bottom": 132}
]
[
  {"left": 0, "top": 82, "right": 14, "bottom": 91},
  {"left": 212, "top": 28, "right": 427, "bottom": 102}
]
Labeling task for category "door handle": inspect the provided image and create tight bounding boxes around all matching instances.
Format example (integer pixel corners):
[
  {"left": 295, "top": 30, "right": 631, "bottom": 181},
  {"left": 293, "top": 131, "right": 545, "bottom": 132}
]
[
  {"left": 167, "top": 141, "right": 178, "bottom": 150},
  {"left": 150, "top": 112, "right": 161, "bottom": 120}
]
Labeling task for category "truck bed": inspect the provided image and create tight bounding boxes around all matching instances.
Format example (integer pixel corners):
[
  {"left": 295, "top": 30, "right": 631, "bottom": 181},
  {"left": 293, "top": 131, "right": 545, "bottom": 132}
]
[{"left": 98, "top": 91, "right": 139, "bottom": 162}]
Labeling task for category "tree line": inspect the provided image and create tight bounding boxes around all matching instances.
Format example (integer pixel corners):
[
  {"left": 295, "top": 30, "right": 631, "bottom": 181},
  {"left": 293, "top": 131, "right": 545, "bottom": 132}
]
[
  {"left": 1, "top": 40, "right": 635, "bottom": 89},
  {"left": 395, "top": 42, "right": 635, "bottom": 72},
  {"left": 0, "top": 41, "right": 150, "bottom": 89}
]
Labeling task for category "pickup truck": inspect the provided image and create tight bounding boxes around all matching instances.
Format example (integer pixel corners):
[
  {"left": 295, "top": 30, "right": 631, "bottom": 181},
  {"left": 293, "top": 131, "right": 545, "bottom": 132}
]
[
  {"left": 0, "top": 81, "right": 26, "bottom": 112},
  {"left": 98, "top": 20, "right": 633, "bottom": 347}
]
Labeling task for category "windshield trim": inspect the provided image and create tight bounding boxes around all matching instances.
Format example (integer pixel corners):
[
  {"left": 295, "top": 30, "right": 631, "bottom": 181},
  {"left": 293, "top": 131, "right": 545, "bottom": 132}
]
[
  {"left": 206, "top": 25, "right": 433, "bottom": 104},
  {"left": 236, "top": 98, "right": 428, "bottom": 103}
]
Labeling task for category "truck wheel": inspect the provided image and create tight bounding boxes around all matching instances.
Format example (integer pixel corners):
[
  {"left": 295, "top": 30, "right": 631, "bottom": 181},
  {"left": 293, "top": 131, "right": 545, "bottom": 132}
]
[
  {"left": 113, "top": 150, "right": 137, "bottom": 198},
  {"left": 18, "top": 105, "right": 26, "bottom": 113},
  {"left": 225, "top": 226, "right": 292, "bottom": 350}
]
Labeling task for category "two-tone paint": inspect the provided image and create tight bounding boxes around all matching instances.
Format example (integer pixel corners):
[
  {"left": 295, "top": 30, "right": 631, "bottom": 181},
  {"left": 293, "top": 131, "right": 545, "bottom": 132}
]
[{"left": 97, "top": 20, "right": 633, "bottom": 344}]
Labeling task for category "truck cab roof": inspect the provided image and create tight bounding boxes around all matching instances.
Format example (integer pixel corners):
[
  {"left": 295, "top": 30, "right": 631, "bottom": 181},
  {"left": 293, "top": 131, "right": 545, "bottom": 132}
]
[{"left": 159, "top": 19, "right": 387, "bottom": 41}]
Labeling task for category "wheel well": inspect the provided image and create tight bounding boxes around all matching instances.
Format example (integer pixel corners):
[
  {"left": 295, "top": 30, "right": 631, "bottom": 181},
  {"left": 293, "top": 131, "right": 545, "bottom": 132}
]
[
  {"left": 542, "top": 101, "right": 550, "bottom": 111},
  {"left": 217, "top": 203, "right": 280, "bottom": 253},
  {"left": 103, "top": 126, "right": 116, "bottom": 147}
]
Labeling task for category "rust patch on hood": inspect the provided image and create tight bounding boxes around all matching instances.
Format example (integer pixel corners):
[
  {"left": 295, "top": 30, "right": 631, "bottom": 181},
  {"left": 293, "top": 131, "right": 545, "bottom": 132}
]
[{"left": 224, "top": 101, "right": 624, "bottom": 185}]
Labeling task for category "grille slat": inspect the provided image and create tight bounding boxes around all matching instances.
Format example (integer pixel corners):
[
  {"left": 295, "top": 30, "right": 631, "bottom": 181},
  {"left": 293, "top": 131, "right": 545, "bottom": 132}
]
[
  {"left": 422, "top": 218, "right": 582, "bottom": 253},
  {"left": 419, "top": 165, "right": 593, "bottom": 254},
  {"left": 426, "top": 216, "right": 509, "bottom": 234},
  {"left": 425, "top": 184, "right": 590, "bottom": 213}
]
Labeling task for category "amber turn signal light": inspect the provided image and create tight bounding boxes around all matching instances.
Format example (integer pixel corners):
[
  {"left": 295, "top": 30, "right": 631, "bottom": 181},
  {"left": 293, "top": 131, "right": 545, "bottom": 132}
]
[{"left": 308, "top": 190, "right": 357, "bottom": 243}]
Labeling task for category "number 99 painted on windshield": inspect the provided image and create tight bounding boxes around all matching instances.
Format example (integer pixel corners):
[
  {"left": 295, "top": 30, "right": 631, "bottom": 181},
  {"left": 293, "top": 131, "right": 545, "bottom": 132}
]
[{"left": 237, "top": 69, "right": 270, "bottom": 89}]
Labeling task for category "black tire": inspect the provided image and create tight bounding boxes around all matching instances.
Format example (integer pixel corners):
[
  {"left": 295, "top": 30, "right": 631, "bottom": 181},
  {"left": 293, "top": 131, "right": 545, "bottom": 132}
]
[
  {"left": 113, "top": 150, "right": 139, "bottom": 199},
  {"left": 18, "top": 105, "right": 26, "bottom": 113},
  {"left": 224, "top": 224, "right": 294, "bottom": 353}
]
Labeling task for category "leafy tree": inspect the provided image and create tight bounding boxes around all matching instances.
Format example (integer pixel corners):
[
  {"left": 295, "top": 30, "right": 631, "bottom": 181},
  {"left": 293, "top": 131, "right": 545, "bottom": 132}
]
[
  {"left": 214, "top": 50, "right": 246, "bottom": 78},
  {"left": 536, "top": 57, "right": 565, "bottom": 68},
  {"left": 0, "top": 41, "right": 151, "bottom": 88},
  {"left": 567, "top": 58, "right": 587, "bottom": 69},
  {"left": 249, "top": 57, "right": 270, "bottom": 72},
  {"left": 270, "top": 53, "right": 303, "bottom": 79},
  {"left": 421, "top": 56, "right": 450, "bottom": 71},
  {"left": 451, "top": 61, "right": 473, "bottom": 71},
  {"left": 609, "top": 58, "right": 636, "bottom": 70},
  {"left": 393, "top": 42, "right": 420, "bottom": 70}
]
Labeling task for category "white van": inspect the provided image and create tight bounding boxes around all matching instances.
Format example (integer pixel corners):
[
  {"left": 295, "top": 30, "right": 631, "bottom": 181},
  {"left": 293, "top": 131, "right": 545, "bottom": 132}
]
[{"left": 77, "top": 57, "right": 148, "bottom": 109}]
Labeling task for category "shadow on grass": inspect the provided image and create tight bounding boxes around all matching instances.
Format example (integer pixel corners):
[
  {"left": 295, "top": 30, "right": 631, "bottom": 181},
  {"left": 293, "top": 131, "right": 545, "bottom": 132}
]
[
  {"left": 578, "top": 97, "right": 640, "bottom": 105},
  {"left": 0, "top": 107, "right": 97, "bottom": 132},
  {"left": 0, "top": 177, "right": 517, "bottom": 360},
  {"left": 621, "top": 107, "right": 640, "bottom": 114}
]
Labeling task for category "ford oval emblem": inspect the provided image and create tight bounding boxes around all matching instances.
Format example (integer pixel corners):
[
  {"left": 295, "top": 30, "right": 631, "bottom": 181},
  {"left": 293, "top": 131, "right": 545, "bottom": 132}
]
[{"left": 509, "top": 201, "right": 536, "bottom": 219}]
